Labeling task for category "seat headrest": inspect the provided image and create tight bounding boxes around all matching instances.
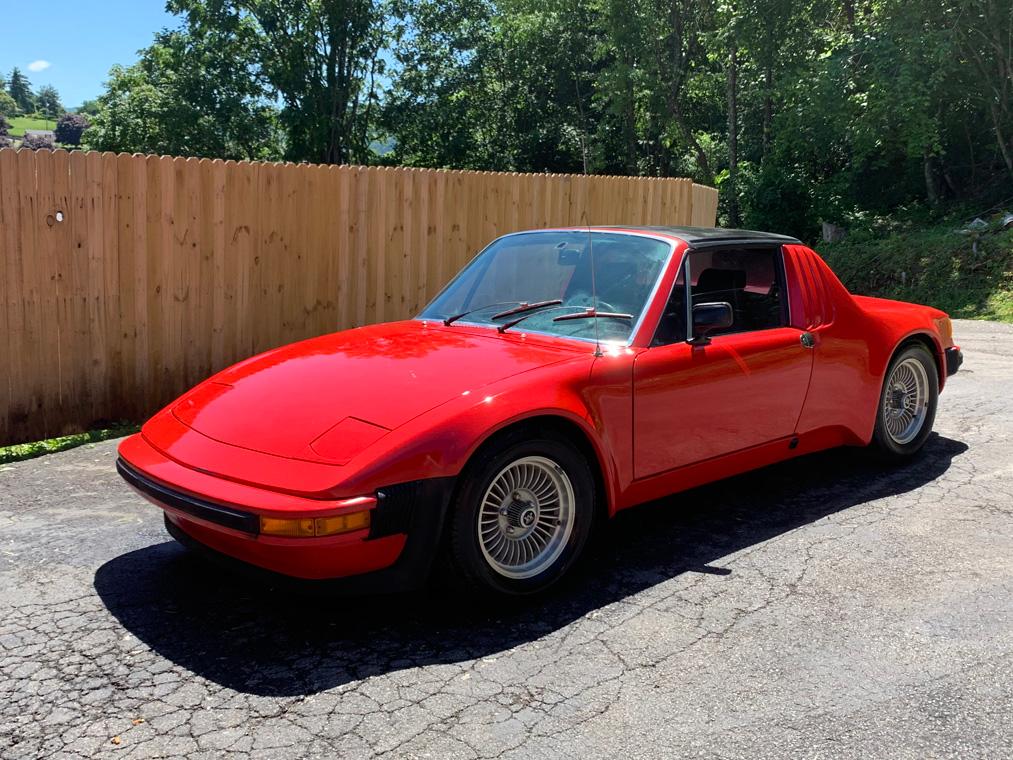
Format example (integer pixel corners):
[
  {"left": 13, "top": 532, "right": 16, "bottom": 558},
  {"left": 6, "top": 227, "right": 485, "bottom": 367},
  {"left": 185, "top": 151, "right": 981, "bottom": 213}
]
[{"left": 696, "top": 268, "right": 746, "bottom": 294}]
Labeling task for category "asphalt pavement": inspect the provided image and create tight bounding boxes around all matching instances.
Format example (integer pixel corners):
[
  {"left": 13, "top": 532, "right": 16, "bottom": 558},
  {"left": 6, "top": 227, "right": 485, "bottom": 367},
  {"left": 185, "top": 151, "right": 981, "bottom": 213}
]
[{"left": 1, "top": 319, "right": 1011, "bottom": 759}]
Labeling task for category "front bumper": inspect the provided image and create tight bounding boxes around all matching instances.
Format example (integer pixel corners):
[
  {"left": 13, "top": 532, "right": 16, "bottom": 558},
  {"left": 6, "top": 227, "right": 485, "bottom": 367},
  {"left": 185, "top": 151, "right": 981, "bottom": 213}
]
[
  {"left": 945, "top": 345, "right": 963, "bottom": 376},
  {"left": 117, "top": 434, "right": 455, "bottom": 592}
]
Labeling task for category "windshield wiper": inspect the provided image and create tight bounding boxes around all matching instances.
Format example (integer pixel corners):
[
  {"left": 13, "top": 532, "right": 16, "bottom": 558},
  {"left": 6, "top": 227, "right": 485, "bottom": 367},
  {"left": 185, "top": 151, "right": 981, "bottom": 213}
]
[
  {"left": 443, "top": 299, "right": 562, "bottom": 327},
  {"left": 552, "top": 309, "right": 633, "bottom": 322},
  {"left": 497, "top": 304, "right": 576, "bottom": 333},
  {"left": 497, "top": 305, "right": 634, "bottom": 334},
  {"left": 490, "top": 299, "right": 562, "bottom": 320},
  {"left": 443, "top": 300, "right": 519, "bottom": 326}
]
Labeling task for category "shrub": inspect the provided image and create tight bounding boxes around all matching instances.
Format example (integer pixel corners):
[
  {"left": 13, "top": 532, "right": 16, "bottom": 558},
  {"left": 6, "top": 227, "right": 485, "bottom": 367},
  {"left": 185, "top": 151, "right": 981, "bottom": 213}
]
[
  {"left": 0, "top": 92, "right": 17, "bottom": 118},
  {"left": 0, "top": 115, "right": 12, "bottom": 149},
  {"left": 21, "top": 132, "right": 55, "bottom": 151},
  {"left": 54, "top": 113, "right": 90, "bottom": 145}
]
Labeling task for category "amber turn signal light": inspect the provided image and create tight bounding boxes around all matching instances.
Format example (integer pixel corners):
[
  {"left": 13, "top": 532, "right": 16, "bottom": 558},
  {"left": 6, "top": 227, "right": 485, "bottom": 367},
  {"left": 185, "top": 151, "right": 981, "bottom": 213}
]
[{"left": 260, "top": 509, "right": 370, "bottom": 538}]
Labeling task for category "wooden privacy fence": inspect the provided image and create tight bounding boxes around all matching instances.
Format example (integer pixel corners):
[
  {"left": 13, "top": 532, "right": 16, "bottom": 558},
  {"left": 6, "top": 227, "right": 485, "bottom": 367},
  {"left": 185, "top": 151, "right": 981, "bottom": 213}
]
[{"left": 0, "top": 147, "right": 718, "bottom": 445}]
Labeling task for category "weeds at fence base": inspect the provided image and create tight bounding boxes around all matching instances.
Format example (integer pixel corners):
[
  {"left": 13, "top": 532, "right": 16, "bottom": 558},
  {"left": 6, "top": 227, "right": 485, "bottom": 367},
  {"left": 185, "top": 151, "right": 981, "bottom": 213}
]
[{"left": 0, "top": 424, "right": 140, "bottom": 466}]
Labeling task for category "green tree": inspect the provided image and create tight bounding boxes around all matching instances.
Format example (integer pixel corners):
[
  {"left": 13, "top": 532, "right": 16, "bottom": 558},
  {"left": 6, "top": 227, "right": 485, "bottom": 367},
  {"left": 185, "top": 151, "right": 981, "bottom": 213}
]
[
  {"left": 79, "top": 0, "right": 1012, "bottom": 235},
  {"left": 7, "top": 67, "right": 33, "bottom": 112},
  {"left": 77, "top": 99, "right": 101, "bottom": 116},
  {"left": 35, "top": 85, "right": 63, "bottom": 119},
  {"left": 386, "top": 0, "right": 612, "bottom": 174},
  {"left": 953, "top": 0, "right": 1013, "bottom": 180},
  {"left": 87, "top": 26, "right": 282, "bottom": 159},
  {"left": 171, "top": 0, "right": 393, "bottom": 164}
]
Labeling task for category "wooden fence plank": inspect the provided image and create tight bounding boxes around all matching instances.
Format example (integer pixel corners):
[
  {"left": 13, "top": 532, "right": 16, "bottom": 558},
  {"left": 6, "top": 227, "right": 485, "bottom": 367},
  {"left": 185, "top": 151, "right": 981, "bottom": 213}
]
[
  {"left": 0, "top": 148, "right": 715, "bottom": 444},
  {"left": 22, "top": 149, "right": 52, "bottom": 438},
  {"left": 0, "top": 150, "right": 18, "bottom": 442}
]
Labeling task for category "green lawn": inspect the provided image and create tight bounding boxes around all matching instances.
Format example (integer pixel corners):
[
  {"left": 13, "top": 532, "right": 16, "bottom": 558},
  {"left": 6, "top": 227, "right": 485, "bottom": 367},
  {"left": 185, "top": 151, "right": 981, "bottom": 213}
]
[{"left": 7, "top": 115, "right": 57, "bottom": 137}]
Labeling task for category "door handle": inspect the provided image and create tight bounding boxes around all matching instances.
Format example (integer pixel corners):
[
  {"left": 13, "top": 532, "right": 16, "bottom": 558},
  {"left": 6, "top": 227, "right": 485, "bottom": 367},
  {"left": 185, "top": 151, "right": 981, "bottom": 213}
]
[{"left": 800, "top": 332, "right": 815, "bottom": 348}]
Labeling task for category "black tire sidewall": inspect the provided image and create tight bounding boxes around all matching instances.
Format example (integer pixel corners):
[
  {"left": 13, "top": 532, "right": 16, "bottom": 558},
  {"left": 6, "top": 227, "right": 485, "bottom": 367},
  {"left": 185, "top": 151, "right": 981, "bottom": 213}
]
[
  {"left": 447, "top": 434, "right": 596, "bottom": 595},
  {"left": 873, "top": 344, "right": 938, "bottom": 458}
]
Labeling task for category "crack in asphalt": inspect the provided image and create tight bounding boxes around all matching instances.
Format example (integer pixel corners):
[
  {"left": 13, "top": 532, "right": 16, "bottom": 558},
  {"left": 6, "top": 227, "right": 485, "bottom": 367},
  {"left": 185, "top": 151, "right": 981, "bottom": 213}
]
[{"left": 1, "top": 320, "right": 1011, "bottom": 759}]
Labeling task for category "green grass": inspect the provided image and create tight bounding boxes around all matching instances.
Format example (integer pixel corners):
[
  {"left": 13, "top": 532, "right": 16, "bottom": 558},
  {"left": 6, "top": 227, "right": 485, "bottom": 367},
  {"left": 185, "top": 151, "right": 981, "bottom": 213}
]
[
  {"left": 7, "top": 115, "right": 57, "bottom": 137},
  {"left": 818, "top": 224, "right": 1013, "bottom": 322},
  {"left": 0, "top": 424, "right": 139, "bottom": 466}
]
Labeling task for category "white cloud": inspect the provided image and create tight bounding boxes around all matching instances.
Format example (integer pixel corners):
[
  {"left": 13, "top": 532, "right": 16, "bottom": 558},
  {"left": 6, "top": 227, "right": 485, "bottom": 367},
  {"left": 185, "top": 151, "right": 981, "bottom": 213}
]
[{"left": 27, "top": 60, "right": 51, "bottom": 72}]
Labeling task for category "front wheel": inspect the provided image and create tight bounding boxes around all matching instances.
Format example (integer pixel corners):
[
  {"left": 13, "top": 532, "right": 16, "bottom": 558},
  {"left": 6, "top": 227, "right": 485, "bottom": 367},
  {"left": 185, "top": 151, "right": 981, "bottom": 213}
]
[
  {"left": 445, "top": 433, "right": 596, "bottom": 595},
  {"left": 870, "top": 343, "right": 938, "bottom": 459}
]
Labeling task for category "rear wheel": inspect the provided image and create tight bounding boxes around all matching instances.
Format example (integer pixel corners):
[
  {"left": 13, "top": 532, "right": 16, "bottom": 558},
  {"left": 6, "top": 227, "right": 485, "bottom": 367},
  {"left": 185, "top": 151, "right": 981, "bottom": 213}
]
[
  {"left": 870, "top": 343, "right": 938, "bottom": 459},
  {"left": 445, "top": 432, "right": 595, "bottom": 595}
]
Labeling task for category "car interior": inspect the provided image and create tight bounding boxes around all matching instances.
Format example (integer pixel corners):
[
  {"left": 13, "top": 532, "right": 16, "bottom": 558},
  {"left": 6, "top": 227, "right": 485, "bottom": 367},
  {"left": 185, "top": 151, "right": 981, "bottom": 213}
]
[{"left": 653, "top": 246, "right": 786, "bottom": 345}]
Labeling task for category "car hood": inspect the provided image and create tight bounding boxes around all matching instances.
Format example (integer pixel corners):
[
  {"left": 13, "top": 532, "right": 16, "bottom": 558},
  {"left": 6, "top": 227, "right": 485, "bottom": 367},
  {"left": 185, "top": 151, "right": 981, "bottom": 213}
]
[{"left": 170, "top": 321, "right": 577, "bottom": 464}]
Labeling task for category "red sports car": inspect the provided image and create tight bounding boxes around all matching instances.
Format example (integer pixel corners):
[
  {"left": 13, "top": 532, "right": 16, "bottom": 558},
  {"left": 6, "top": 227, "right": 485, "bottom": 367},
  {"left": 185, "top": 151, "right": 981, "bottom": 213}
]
[{"left": 118, "top": 227, "right": 962, "bottom": 595}]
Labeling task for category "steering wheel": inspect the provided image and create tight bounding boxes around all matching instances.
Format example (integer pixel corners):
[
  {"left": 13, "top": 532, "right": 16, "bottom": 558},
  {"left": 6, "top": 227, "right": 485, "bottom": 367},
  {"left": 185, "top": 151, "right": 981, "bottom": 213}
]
[{"left": 565, "top": 292, "right": 619, "bottom": 314}]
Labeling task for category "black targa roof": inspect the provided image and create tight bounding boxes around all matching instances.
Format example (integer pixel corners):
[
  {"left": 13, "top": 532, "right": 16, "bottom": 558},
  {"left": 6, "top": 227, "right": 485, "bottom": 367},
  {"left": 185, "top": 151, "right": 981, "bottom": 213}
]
[{"left": 598, "top": 226, "right": 802, "bottom": 248}]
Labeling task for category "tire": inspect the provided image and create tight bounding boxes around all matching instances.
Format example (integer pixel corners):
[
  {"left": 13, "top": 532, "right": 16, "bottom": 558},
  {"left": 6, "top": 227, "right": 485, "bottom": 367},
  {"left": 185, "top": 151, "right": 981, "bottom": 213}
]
[
  {"left": 870, "top": 343, "right": 938, "bottom": 460},
  {"left": 444, "top": 430, "right": 596, "bottom": 595}
]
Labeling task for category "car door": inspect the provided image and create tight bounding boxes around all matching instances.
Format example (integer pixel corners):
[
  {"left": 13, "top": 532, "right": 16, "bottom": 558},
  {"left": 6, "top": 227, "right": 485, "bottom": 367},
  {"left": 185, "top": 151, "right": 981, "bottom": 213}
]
[{"left": 633, "top": 245, "right": 814, "bottom": 480}]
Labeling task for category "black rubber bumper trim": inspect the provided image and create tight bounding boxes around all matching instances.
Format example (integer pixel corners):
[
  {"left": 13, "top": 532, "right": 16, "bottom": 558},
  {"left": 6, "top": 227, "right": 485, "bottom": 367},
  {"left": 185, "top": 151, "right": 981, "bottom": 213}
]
[
  {"left": 117, "top": 458, "right": 261, "bottom": 535},
  {"left": 945, "top": 346, "right": 963, "bottom": 376},
  {"left": 163, "top": 475, "right": 457, "bottom": 595}
]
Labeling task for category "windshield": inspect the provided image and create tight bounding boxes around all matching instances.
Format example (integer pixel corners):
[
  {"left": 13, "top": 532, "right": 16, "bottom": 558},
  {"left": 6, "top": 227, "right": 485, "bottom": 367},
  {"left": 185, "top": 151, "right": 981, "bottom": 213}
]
[{"left": 419, "top": 231, "right": 672, "bottom": 342}]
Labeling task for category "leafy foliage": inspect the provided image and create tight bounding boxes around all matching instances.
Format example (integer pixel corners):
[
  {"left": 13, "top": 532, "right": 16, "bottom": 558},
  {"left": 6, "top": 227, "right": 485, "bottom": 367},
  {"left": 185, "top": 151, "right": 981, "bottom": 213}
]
[
  {"left": 820, "top": 223, "right": 1013, "bottom": 322},
  {"left": 54, "top": 113, "right": 90, "bottom": 145},
  {"left": 168, "top": 0, "right": 392, "bottom": 164},
  {"left": 82, "top": 0, "right": 1012, "bottom": 239},
  {"left": 85, "top": 26, "right": 282, "bottom": 160},
  {"left": 0, "top": 91, "right": 17, "bottom": 118},
  {"left": 77, "top": 99, "right": 101, "bottom": 116},
  {"left": 382, "top": 0, "right": 1012, "bottom": 237}
]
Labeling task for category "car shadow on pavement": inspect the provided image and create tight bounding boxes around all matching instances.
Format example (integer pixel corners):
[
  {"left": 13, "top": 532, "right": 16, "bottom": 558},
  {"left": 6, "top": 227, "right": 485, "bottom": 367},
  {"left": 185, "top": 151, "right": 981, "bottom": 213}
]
[{"left": 95, "top": 434, "right": 967, "bottom": 697}]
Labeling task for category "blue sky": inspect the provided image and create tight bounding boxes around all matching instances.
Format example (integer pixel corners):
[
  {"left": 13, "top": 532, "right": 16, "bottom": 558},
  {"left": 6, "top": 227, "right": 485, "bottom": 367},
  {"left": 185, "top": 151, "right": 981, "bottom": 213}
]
[{"left": 3, "top": 1, "right": 176, "bottom": 108}]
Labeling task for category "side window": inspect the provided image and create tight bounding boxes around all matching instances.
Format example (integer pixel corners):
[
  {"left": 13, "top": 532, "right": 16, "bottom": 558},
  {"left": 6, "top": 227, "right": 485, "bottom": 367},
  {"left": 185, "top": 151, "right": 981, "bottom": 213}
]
[
  {"left": 690, "top": 247, "right": 785, "bottom": 337},
  {"left": 651, "top": 264, "right": 687, "bottom": 346}
]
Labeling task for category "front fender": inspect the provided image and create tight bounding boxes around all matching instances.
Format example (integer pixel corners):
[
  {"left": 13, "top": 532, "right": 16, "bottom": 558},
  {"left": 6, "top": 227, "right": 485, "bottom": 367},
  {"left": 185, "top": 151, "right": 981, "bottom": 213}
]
[{"left": 329, "top": 356, "right": 621, "bottom": 511}]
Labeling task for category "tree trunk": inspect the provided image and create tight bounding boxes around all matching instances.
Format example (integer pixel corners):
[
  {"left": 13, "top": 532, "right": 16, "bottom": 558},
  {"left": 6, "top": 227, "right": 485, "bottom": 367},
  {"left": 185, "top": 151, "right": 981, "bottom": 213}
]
[
  {"left": 727, "top": 42, "right": 740, "bottom": 227},
  {"left": 923, "top": 152, "right": 939, "bottom": 206},
  {"left": 626, "top": 78, "right": 637, "bottom": 174},
  {"left": 992, "top": 103, "right": 1013, "bottom": 179},
  {"left": 762, "top": 63, "right": 773, "bottom": 158},
  {"left": 671, "top": 101, "right": 713, "bottom": 185},
  {"left": 662, "top": 0, "right": 712, "bottom": 184}
]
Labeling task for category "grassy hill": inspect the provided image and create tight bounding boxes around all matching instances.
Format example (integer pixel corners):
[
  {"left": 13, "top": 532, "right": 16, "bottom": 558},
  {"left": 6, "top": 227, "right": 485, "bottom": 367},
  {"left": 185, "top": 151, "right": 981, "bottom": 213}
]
[{"left": 818, "top": 221, "right": 1013, "bottom": 322}]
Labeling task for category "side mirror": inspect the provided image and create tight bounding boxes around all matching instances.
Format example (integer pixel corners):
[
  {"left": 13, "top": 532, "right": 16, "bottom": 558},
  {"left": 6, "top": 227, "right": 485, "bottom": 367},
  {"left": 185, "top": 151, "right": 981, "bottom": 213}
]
[{"left": 690, "top": 302, "right": 733, "bottom": 344}]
